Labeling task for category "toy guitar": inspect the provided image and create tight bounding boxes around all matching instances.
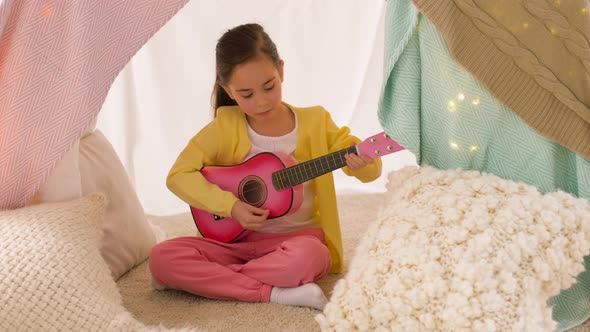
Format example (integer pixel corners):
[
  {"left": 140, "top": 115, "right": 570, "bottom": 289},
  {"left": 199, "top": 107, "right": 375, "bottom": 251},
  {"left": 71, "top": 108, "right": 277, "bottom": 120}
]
[{"left": 190, "top": 132, "right": 404, "bottom": 243}]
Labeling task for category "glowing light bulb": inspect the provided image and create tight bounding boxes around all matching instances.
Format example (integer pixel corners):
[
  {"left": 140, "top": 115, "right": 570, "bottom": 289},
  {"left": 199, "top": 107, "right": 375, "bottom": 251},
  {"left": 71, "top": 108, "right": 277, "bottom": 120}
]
[
  {"left": 472, "top": 98, "right": 480, "bottom": 105},
  {"left": 450, "top": 141, "right": 459, "bottom": 150},
  {"left": 582, "top": 7, "right": 588, "bottom": 15},
  {"left": 457, "top": 93, "right": 465, "bottom": 101},
  {"left": 470, "top": 146, "right": 478, "bottom": 152},
  {"left": 550, "top": 27, "right": 558, "bottom": 36},
  {"left": 448, "top": 100, "right": 457, "bottom": 112},
  {"left": 522, "top": 22, "right": 529, "bottom": 29}
]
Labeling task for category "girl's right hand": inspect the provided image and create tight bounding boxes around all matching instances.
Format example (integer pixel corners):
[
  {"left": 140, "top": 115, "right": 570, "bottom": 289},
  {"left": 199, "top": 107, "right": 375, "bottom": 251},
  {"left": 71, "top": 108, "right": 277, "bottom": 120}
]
[{"left": 231, "top": 200, "right": 269, "bottom": 230}]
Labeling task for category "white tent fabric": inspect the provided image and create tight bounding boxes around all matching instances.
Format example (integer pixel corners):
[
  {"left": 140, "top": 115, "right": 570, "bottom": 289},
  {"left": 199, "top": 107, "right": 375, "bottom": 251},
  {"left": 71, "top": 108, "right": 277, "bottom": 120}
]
[{"left": 98, "top": 0, "right": 417, "bottom": 215}]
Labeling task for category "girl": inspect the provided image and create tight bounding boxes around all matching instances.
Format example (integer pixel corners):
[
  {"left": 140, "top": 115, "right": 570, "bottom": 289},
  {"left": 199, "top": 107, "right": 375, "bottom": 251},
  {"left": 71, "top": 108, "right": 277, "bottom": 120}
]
[{"left": 149, "top": 23, "right": 382, "bottom": 310}]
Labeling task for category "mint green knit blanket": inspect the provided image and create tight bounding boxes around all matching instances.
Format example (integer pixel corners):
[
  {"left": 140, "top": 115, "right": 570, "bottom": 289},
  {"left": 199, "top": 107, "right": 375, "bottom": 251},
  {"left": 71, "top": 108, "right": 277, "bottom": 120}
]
[{"left": 378, "top": 1, "right": 590, "bottom": 330}]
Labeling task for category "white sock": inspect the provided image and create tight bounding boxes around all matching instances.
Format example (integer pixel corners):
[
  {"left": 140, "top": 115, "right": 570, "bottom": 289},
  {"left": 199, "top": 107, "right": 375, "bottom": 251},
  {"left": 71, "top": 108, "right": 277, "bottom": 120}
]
[
  {"left": 270, "top": 283, "right": 328, "bottom": 310},
  {"left": 151, "top": 278, "right": 167, "bottom": 291}
]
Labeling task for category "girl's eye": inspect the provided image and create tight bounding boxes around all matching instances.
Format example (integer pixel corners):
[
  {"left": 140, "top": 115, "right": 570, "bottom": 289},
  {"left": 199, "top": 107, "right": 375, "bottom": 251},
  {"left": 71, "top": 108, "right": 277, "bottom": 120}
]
[
  {"left": 264, "top": 84, "right": 275, "bottom": 91},
  {"left": 241, "top": 94, "right": 253, "bottom": 99}
]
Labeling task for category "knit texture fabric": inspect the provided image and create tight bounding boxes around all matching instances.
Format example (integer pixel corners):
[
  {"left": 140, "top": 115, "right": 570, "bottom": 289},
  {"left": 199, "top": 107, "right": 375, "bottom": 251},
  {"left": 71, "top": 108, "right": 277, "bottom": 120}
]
[
  {"left": 378, "top": 0, "right": 590, "bottom": 205},
  {"left": 412, "top": 0, "right": 590, "bottom": 160},
  {"left": 377, "top": 1, "right": 590, "bottom": 329},
  {"left": 316, "top": 166, "right": 590, "bottom": 331},
  {"left": 0, "top": 193, "right": 195, "bottom": 331}
]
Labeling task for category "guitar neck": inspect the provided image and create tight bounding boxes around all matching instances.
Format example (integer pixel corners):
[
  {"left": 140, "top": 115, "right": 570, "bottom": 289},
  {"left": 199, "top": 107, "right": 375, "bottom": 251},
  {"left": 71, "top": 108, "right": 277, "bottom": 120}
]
[{"left": 271, "top": 146, "right": 357, "bottom": 191}]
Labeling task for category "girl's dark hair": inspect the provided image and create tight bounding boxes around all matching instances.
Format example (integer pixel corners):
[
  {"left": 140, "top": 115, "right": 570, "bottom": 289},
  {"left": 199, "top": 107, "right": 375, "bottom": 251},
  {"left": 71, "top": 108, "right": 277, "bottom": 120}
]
[{"left": 212, "top": 23, "right": 281, "bottom": 115}]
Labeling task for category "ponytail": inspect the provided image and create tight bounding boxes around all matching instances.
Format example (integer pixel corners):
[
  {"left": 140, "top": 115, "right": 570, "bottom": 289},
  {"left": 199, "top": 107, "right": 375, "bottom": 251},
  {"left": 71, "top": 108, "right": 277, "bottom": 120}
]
[{"left": 211, "top": 81, "right": 237, "bottom": 117}]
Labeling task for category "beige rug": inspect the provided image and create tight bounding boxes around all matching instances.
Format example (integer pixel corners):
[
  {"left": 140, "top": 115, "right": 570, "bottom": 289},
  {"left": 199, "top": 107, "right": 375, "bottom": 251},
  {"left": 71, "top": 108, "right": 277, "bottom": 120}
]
[
  {"left": 117, "top": 193, "right": 590, "bottom": 332},
  {"left": 117, "top": 193, "right": 385, "bottom": 331}
]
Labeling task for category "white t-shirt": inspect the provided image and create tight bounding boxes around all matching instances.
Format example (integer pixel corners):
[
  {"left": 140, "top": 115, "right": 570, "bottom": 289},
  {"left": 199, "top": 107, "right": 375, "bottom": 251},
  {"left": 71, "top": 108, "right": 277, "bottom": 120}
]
[{"left": 244, "top": 114, "right": 319, "bottom": 233}]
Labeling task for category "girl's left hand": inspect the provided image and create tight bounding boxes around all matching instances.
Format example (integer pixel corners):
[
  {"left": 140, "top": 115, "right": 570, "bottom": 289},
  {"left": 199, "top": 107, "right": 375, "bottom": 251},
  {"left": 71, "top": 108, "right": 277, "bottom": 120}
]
[{"left": 344, "top": 143, "right": 374, "bottom": 171}]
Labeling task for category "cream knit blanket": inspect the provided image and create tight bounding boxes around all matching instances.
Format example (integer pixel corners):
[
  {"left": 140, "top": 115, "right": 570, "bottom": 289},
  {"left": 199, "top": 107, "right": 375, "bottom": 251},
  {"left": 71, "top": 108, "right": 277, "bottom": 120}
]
[{"left": 317, "top": 166, "right": 590, "bottom": 331}]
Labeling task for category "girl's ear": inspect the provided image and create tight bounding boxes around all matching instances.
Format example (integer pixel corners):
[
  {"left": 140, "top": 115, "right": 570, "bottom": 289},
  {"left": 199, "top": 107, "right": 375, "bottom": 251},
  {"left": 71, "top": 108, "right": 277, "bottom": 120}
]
[
  {"left": 221, "top": 84, "right": 234, "bottom": 100},
  {"left": 279, "top": 60, "right": 284, "bottom": 82}
]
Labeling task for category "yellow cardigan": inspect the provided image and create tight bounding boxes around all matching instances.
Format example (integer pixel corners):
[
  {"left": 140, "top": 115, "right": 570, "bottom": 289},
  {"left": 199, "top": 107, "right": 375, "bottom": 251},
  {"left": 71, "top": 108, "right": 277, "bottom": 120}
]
[{"left": 167, "top": 104, "right": 382, "bottom": 273}]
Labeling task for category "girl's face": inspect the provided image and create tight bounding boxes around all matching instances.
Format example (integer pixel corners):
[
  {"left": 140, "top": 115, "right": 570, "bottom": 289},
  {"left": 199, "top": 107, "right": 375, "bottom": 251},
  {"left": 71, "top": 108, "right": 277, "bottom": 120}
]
[{"left": 222, "top": 55, "right": 285, "bottom": 122}]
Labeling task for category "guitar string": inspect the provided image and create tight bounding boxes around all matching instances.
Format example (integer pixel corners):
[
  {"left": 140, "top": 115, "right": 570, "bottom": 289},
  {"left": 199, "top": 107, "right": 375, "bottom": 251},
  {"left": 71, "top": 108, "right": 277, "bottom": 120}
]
[
  {"left": 241, "top": 147, "right": 356, "bottom": 195},
  {"left": 201, "top": 136, "right": 397, "bottom": 196},
  {"left": 239, "top": 139, "right": 403, "bottom": 195}
]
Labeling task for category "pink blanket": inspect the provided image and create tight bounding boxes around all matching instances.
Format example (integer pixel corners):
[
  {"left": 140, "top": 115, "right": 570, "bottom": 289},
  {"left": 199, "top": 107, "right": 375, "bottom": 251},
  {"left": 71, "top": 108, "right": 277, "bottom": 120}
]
[{"left": 0, "top": 0, "right": 189, "bottom": 209}]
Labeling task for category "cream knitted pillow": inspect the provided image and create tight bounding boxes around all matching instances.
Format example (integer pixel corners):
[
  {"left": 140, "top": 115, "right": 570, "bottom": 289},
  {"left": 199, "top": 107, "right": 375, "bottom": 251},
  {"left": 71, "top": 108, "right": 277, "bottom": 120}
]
[
  {"left": 317, "top": 166, "right": 590, "bottom": 331},
  {"left": 0, "top": 193, "right": 167, "bottom": 331}
]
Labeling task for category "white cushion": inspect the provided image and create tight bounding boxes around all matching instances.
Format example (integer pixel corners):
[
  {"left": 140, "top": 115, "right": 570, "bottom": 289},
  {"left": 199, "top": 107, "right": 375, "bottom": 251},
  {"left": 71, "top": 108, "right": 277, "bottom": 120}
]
[
  {"left": 0, "top": 193, "right": 149, "bottom": 331},
  {"left": 29, "top": 140, "right": 82, "bottom": 205},
  {"left": 29, "top": 117, "right": 96, "bottom": 205},
  {"left": 79, "top": 129, "right": 158, "bottom": 279},
  {"left": 317, "top": 166, "right": 590, "bottom": 331}
]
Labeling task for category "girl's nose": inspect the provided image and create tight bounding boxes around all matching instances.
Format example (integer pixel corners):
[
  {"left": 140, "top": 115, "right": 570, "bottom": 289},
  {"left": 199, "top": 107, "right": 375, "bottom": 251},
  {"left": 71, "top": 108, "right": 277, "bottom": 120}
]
[{"left": 256, "top": 96, "right": 268, "bottom": 109}]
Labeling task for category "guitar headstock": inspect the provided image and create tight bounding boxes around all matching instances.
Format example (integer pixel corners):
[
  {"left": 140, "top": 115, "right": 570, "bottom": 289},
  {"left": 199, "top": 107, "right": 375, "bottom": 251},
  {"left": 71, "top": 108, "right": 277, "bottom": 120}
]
[{"left": 356, "top": 132, "right": 404, "bottom": 158}]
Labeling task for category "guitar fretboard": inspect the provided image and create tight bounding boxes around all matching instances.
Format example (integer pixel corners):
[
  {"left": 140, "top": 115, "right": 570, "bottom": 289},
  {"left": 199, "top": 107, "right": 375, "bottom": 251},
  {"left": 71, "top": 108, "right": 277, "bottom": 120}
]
[{"left": 271, "top": 146, "right": 357, "bottom": 191}]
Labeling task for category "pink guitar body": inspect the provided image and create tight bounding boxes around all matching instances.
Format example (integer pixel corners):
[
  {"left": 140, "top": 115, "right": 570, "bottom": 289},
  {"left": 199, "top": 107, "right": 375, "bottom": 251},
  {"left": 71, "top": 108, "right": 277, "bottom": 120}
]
[
  {"left": 190, "top": 132, "right": 404, "bottom": 243},
  {"left": 191, "top": 152, "right": 303, "bottom": 243}
]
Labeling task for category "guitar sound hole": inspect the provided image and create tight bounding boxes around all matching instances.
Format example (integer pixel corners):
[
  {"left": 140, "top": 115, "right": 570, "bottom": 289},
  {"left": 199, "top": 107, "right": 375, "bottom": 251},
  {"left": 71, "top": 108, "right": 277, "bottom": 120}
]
[{"left": 238, "top": 176, "right": 267, "bottom": 207}]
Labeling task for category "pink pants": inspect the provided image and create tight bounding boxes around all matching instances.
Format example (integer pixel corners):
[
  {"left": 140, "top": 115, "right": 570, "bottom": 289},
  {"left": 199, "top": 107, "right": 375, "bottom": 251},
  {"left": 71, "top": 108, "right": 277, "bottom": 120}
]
[{"left": 149, "top": 228, "right": 331, "bottom": 302}]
